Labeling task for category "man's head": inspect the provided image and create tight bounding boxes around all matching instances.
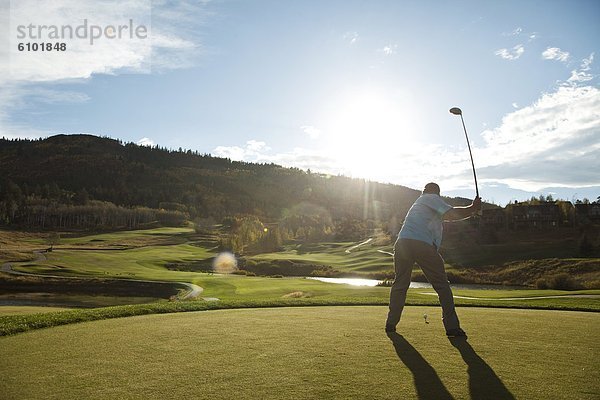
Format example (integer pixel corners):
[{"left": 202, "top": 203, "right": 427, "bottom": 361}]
[{"left": 423, "top": 182, "right": 440, "bottom": 195}]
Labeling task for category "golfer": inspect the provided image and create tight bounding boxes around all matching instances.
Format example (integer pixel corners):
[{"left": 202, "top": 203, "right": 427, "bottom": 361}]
[{"left": 385, "top": 182, "right": 481, "bottom": 338}]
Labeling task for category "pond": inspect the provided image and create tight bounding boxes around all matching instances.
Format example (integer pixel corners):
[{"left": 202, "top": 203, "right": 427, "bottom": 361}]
[{"left": 306, "top": 277, "right": 524, "bottom": 290}]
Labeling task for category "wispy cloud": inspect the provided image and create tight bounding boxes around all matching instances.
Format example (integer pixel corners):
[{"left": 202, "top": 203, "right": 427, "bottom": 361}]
[
  {"left": 568, "top": 53, "right": 595, "bottom": 83},
  {"left": 137, "top": 137, "right": 155, "bottom": 147},
  {"left": 343, "top": 31, "right": 359, "bottom": 44},
  {"left": 213, "top": 140, "right": 271, "bottom": 161},
  {"left": 214, "top": 82, "right": 600, "bottom": 194},
  {"left": 378, "top": 44, "right": 397, "bottom": 55},
  {"left": 301, "top": 125, "right": 321, "bottom": 139},
  {"left": 495, "top": 44, "right": 524, "bottom": 60},
  {"left": 0, "top": 0, "right": 208, "bottom": 138},
  {"left": 474, "top": 85, "right": 600, "bottom": 190},
  {"left": 542, "top": 47, "right": 570, "bottom": 62},
  {"left": 502, "top": 27, "right": 523, "bottom": 36},
  {"left": 213, "top": 145, "right": 246, "bottom": 161},
  {"left": 246, "top": 140, "right": 269, "bottom": 152},
  {"left": 19, "top": 88, "right": 91, "bottom": 104}
]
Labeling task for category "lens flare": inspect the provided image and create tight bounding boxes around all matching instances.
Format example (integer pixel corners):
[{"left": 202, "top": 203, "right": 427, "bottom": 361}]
[{"left": 212, "top": 252, "right": 238, "bottom": 274}]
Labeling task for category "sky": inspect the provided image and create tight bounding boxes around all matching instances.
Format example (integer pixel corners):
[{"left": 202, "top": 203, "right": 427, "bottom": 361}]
[{"left": 1, "top": 0, "right": 599, "bottom": 205}]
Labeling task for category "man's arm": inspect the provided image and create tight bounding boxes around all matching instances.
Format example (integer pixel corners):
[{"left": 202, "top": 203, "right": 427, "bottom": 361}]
[{"left": 443, "top": 197, "right": 482, "bottom": 221}]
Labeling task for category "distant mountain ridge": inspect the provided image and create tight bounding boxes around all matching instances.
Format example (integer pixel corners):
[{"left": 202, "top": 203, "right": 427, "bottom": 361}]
[{"left": 0, "top": 134, "right": 471, "bottom": 226}]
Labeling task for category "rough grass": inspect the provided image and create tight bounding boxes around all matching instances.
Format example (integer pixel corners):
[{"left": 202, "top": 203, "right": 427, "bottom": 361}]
[
  {"left": 1, "top": 306, "right": 598, "bottom": 400},
  {"left": 0, "top": 306, "right": 71, "bottom": 315}
]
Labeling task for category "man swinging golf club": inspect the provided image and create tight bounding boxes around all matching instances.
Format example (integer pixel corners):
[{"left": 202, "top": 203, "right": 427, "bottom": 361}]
[{"left": 385, "top": 182, "right": 481, "bottom": 337}]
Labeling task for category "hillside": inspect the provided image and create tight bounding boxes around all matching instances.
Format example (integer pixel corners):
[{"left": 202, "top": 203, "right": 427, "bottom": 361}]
[{"left": 1, "top": 134, "right": 450, "bottom": 228}]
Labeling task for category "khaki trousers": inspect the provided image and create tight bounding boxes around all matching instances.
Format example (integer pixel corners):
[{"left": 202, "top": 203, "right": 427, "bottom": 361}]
[{"left": 386, "top": 238, "right": 460, "bottom": 331}]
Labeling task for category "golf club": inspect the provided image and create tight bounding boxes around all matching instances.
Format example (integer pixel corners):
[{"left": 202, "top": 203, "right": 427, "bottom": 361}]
[{"left": 449, "top": 107, "right": 479, "bottom": 198}]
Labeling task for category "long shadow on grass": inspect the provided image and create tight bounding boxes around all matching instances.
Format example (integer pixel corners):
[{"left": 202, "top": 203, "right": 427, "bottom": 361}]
[
  {"left": 449, "top": 338, "right": 515, "bottom": 400},
  {"left": 387, "top": 332, "right": 454, "bottom": 400}
]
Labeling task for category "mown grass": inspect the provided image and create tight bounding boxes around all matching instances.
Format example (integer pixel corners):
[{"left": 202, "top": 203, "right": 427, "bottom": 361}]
[
  {"left": 7, "top": 227, "right": 599, "bottom": 287},
  {"left": 1, "top": 306, "right": 598, "bottom": 399},
  {"left": 4, "top": 227, "right": 599, "bottom": 329},
  {"left": 249, "top": 241, "right": 392, "bottom": 274},
  {"left": 1, "top": 287, "right": 598, "bottom": 336},
  {"left": 12, "top": 249, "right": 600, "bottom": 307}
]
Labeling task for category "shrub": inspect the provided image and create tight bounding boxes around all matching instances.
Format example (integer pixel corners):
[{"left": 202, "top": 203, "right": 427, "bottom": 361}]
[
  {"left": 376, "top": 279, "right": 393, "bottom": 287},
  {"left": 548, "top": 273, "right": 583, "bottom": 290},
  {"left": 411, "top": 271, "right": 427, "bottom": 282},
  {"left": 366, "top": 271, "right": 395, "bottom": 280},
  {"left": 446, "top": 271, "right": 476, "bottom": 284},
  {"left": 536, "top": 273, "right": 583, "bottom": 290},
  {"left": 535, "top": 278, "right": 549, "bottom": 289},
  {"left": 232, "top": 270, "right": 247, "bottom": 275},
  {"left": 270, "top": 274, "right": 284, "bottom": 278}
]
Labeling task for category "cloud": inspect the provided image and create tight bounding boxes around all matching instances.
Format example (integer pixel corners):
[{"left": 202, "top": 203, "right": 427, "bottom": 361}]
[
  {"left": 0, "top": 0, "right": 208, "bottom": 138},
  {"left": 246, "top": 140, "right": 269, "bottom": 152},
  {"left": 301, "top": 125, "right": 321, "bottom": 139},
  {"left": 581, "top": 53, "right": 594, "bottom": 71},
  {"left": 474, "top": 85, "right": 600, "bottom": 190},
  {"left": 213, "top": 140, "right": 271, "bottom": 161},
  {"left": 502, "top": 27, "right": 522, "bottom": 36},
  {"left": 568, "top": 53, "right": 595, "bottom": 83},
  {"left": 4, "top": 0, "right": 152, "bottom": 83},
  {"left": 568, "top": 70, "right": 594, "bottom": 83},
  {"left": 20, "top": 87, "right": 91, "bottom": 104},
  {"left": 542, "top": 47, "right": 570, "bottom": 62},
  {"left": 343, "top": 31, "right": 358, "bottom": 44},
  {"left": 512, "top": 102, "right": 518, "bottom": 108},
  {"left": 0, "top": 84, "right": 92, "bottom": 139},
  {"left": 494, "top": 44, "right": 524, "bottom": 60},
  {"left": 136, "top": 137, "right": 155, "bottom": 146},
  {"left": 213, "top": 145, "right": 245, "bottom": 161},
  {"left": 219, "top": 84, "right": 600, "bottom": 194},
  {"left": 378, "top": 44, "right": 397, "bottom": 55}
]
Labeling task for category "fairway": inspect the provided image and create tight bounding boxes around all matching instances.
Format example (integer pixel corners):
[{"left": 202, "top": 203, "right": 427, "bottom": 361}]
[{"left": 1, "top": 306, "right": 598, "bottom": 400}]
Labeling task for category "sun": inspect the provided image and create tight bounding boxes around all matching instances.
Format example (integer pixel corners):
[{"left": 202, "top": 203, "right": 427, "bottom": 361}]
[{"left": 320, "top": 87, "right": 416, "bottom": 180}]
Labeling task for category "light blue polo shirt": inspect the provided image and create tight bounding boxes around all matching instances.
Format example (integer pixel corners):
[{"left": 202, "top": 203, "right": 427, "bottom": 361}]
[{"left": 398, "top": 194, "right": 453, "bottom": 248}]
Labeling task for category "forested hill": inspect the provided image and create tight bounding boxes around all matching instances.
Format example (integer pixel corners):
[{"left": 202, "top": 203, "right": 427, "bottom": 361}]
[{"left": 0, "top": 134, "right": 467, "bottom": 229}]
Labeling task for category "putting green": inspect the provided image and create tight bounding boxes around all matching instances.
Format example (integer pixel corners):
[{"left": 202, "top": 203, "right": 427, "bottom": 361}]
[{"left": 1, "top": 306, "right": 598, "bottom": 399}]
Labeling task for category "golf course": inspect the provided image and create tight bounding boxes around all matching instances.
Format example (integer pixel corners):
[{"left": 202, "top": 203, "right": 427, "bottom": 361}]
[
  {"left": 1, "top": 227, "right": 599, "bottom": 399},
  {"left": 2, "top": 0, "right": 599, "bottom": 398}
]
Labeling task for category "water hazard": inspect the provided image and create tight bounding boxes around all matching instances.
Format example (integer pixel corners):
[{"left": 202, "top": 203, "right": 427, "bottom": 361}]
[{"left": 306, "top": 277, "right": 524, "bottom": 290}]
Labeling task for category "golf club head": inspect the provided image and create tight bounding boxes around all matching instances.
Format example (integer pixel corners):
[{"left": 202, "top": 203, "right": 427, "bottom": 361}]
[{"left": 449, "top": 107, "right": 462, "bottom": 115}]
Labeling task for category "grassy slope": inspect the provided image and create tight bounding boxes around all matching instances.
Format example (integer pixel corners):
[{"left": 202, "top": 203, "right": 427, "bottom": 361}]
[
  {"left": 1, "top": 306, "right": 598, "bottom": 400},
  {"left": 6, "top": 227, "right": 599, "bottom": 285},
  {"left": 249, "top": 241, "right": 393, "bottom": 273},
  {"left": 4, "top": 227, "right": 599, "bottom": 320}
]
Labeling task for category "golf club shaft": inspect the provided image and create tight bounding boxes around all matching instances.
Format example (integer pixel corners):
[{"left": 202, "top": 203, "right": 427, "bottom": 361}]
[{"left": 460, "top": 114, "right": 479, "bottom": 198}]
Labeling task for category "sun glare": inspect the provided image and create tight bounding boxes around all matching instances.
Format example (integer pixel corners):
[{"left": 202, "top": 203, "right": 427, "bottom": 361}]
[{"left": 321, "top": 88, "right": 416, "bottom": 180}]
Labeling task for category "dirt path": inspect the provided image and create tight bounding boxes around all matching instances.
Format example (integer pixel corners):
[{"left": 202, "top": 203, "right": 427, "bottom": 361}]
[{"left": 345, "top": 238, "right": 373, "bottom": 253}]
